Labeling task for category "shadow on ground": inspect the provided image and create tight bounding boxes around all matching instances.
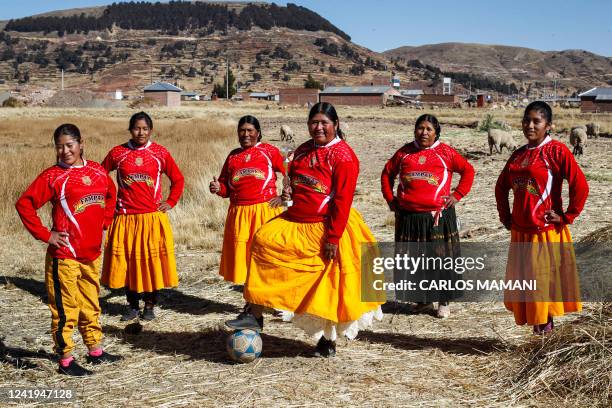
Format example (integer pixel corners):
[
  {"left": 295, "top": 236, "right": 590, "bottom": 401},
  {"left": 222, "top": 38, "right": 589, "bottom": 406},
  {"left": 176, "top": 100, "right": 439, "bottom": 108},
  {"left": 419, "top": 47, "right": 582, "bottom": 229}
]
[
  {"left": 0, "top": 338, "right": 55, "bottom": 370},
  {"left": 0, "top": 275, "right": 240, "bottom": 317},
  {"left": 104, "top": 324, "right": 315, "bottom": 363},
  {"left": 359, "top": 330, "right": 510, "bottom": 355}
]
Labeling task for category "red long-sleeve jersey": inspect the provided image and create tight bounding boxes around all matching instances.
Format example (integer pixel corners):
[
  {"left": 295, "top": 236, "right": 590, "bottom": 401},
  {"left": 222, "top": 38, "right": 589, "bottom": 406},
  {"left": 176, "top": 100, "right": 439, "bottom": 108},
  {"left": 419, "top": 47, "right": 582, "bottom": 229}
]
[
  {"left": 216, "top": 142, "right": 285, "bottom": 205},
  {"left": 381, "top": 141, "right": 474, "bottom": 212},
  {"left": 15, "top": 160, "right": 116, "bottom": 262},
  {"left": 102, "top": 141, "right": 184, "bottom": 214},
  {"left": 495, "top": 137, "right": 589, "bottom": 233},
  {"left": 286, "top": 138, "right": 359, "bottom": 245}
]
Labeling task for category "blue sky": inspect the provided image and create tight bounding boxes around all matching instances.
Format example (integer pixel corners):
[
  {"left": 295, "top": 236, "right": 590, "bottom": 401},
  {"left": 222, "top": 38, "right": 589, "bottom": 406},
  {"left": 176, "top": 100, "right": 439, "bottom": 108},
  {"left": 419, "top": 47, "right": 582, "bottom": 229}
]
[{"left": 1, "top": 1, "right": 611, "bottom": 56}]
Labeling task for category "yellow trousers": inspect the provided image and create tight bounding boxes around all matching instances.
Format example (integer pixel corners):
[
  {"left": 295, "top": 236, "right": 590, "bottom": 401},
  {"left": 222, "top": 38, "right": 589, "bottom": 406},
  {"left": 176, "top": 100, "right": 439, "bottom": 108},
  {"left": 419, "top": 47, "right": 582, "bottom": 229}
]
[{"left": 45, "top": 255, "right": 102, "bottom": 355}]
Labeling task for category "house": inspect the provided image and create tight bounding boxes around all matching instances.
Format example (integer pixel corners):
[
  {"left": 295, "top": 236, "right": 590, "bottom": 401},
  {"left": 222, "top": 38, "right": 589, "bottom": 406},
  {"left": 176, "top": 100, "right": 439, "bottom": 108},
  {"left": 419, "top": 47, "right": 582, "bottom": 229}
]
[
  {"left": 318, "top": 86, "right": 400, "bottom": 106},
  {"left": 249, "top": 92, "right": 276, "bottom": 101},
  {"left": 420, "top": 94, "right": 458, "bottom": 105},
  {"left": 279, "top": 88, "right": 320, "bottom": 105},
  {"left": 143, "top": 82, "right": 182, "bottom": 107},
  {"left": 579, "top": 87, "right": 612, "bottom": 113},
  {"left": 181, "top": 91, "right": 200, "bottom": 101}
]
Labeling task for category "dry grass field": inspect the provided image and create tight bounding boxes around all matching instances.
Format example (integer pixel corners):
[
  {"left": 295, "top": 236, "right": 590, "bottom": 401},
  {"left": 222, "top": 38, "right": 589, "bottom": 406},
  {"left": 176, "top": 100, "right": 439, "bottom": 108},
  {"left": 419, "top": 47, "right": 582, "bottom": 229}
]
[{"left": 0, "top": 103, "right": 610, "bottom": 407}]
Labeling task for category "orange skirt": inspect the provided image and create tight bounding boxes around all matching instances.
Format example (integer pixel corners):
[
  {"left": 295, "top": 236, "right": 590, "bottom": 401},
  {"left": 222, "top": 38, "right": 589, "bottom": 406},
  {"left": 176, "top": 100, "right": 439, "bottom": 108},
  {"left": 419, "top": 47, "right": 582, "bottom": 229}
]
[
  {"left": 102, "top": 211, "right": 178, "bottom": 292},
  {"left": 219, "top": 202, "right": 283, "bottom": 284},
  {"left": 245, "top": 208, "right": 385, "bottom": 325},
  {"left": 504, "top": 226, "right": 581, "bottom": 325}
]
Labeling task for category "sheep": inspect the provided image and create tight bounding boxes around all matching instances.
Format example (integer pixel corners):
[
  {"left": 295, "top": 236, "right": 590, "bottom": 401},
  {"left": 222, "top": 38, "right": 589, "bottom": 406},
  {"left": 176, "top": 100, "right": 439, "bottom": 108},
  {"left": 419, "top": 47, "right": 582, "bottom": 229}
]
[
  {"left": 585, "top": 122, "right": 600, "bottom": 138},
  {"left": 570, "top": 127, "right": 587, "bottom": 156},
  {"left": 488, "top": 128, "right": 517, "bottom": 155},
  {"left": 280, "top": 124, "right": 294, "bottom": 142}
]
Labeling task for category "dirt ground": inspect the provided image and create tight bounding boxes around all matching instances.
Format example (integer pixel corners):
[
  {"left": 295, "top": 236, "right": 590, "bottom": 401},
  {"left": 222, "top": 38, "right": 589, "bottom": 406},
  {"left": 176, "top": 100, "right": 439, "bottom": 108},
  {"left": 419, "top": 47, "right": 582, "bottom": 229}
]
[{"left": 0, "top": 104, "right": 610, "bottom": 407}]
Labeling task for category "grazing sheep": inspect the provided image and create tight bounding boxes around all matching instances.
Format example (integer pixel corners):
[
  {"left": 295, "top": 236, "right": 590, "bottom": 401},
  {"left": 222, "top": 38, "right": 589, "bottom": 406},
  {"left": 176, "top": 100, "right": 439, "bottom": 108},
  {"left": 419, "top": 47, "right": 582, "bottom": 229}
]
[
  {"left": 494, "top": 120, "right": 511, "bottom": 130},
  {"left": 570, "top": 127, "right": 587, "bottom": 156},
  {"left": 488, "top": 128, "right": 517, "bottom": 155},
  {"left": 586, "top": 122, "right": 600, "bottom": 138},
  {"left": 280, "top": 124, "right": 294, "bottom": 142}
]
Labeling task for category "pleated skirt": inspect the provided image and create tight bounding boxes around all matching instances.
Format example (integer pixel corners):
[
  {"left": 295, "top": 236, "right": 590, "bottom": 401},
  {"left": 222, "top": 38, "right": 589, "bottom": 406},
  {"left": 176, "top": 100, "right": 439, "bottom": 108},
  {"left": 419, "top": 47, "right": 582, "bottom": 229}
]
[
  {"left": 504, "top": 225, "right": 581, "bottom": 325},
  {"left": 219, "top": 202, "right": 283, "bottom": 284},
  {"left": 244, "top": 208, "right": 385, "bottom": 340},
  {"left": 102, "top": 211, "right": 178, "bottom": 292}
]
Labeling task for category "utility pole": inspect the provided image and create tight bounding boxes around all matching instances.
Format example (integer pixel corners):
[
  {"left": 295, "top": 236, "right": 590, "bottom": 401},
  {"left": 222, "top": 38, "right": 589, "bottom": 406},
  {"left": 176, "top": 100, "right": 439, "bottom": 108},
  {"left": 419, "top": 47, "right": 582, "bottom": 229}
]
[
  {"left": 226, "top": 55, "right": 229, "bottom": 100},
  {"left": 61, "top": 69, "right": 64, "bottom": 91}
]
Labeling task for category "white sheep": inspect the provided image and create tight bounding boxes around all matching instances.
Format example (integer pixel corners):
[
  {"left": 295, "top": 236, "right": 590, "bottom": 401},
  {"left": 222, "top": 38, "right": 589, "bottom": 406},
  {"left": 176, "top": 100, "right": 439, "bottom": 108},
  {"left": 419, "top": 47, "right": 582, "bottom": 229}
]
[
  {"left": 585, "top": 122, "right": 600, "bottom": 138},
  {"left": 280, "top": 125, "right": 294, "bottom": 142},
  {"left": 570, "top": 127, "right": 587, "bottom": 156},
  {"left": 488, "top": 128, "right": 517, "bottom": 155}
]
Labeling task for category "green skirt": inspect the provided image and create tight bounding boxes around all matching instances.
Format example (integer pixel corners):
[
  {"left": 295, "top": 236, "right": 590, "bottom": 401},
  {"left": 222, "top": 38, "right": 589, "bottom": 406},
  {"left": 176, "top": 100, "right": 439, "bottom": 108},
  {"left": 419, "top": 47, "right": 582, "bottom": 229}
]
[{"left": 394, "top": 206, "right": 462, "bottom": 303}]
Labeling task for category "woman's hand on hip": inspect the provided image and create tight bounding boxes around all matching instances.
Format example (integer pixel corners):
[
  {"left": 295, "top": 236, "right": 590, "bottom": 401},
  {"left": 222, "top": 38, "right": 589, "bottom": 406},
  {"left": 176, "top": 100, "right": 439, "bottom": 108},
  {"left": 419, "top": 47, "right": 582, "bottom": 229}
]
[
  {"left": 157, "top": 201, "right": 172, "bottom": 212},
  {"left": 442, "top": 195, "right": 458, "bottom": 209},
  {"left": 48, "top": 231, "right": 69, "bottom": 248},
  {"left": 544, "top": 210, "right": 562, "bottom": 224}
]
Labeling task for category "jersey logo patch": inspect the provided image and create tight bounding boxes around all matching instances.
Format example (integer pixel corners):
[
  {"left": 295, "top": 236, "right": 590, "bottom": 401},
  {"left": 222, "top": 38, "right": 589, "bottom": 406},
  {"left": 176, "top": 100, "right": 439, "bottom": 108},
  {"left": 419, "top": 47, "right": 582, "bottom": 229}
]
[
  {"left": 293, "top": 174, "right": 328, "bottom": 193},
  {"left": 418, "top": 156, "right": 426, "bottom": 164},
  {"left": 402, "top": 171, "right": 439, "bottom": 185},
  {"left": 122, "top": 173, "right": 154, "bottom": 186},
  {"left": 135, "top": 157, "right": 144, "bottom": 166},
  {"left": 511, "top": 176, "right": 540, "bottom": 196},
  {"left": 74, "top": 194, "right": 105, "bottom": 214},
  {"left": 232, "top": 168, "right": 265, "bottom": 182},
  {"left": 82, "top": 176, "right": 92, "bottom": 185}
]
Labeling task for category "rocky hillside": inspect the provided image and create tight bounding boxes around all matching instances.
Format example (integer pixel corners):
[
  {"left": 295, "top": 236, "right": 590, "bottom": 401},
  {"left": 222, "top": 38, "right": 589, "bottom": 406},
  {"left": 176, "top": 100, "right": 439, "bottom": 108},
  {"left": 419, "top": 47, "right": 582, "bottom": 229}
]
[
  {"left": 0, "top": 2, "right": 429, "bottom": 97},
  {"left": 384, "top": 42, "right": 612, "bottom": 95}
]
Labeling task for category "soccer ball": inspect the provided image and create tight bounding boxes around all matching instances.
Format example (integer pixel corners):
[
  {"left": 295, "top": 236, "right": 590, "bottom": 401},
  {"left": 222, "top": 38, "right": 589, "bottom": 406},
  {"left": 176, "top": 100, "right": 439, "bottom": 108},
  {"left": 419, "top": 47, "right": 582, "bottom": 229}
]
[{"left": 226, "top": 329, "right": 262, "bottom": 363}]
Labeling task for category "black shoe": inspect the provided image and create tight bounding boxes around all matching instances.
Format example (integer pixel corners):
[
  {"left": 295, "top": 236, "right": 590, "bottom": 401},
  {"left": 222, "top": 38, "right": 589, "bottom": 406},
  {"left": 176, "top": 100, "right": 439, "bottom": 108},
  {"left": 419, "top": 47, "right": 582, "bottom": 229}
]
[
  {"left": 225, "top": 311, "right": 263, "bottom": 331},
  {"left": 140, "top": 306, "right": 155, "bottom": 321},
  {"left": 58, "top": 360, "right": 93, "bottom": 376},
  {"left": 86, "top": 351, "right": 123, "bottom": 365},
  {"left": 314, "top": 337, "right": 336, "bottom": 358},
  {"left": 120, "top": 308, "right": 139, "bottom": 321}
]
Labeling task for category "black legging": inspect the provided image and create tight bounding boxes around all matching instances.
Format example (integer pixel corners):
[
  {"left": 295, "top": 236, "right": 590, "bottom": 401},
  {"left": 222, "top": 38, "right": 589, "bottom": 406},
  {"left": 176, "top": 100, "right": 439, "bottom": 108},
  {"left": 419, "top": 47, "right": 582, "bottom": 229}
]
[{"left": 126, "top": 289, "right": 158, "bottom": 309}]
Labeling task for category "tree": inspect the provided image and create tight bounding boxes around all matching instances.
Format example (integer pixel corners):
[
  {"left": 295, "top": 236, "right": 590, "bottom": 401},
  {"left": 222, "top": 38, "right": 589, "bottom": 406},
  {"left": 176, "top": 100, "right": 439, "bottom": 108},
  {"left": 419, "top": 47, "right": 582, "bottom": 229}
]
[
  {"left": 213, "top": 68, "right": 237, "bottom": 98},
  {"left": 304, "top": 74, "right": 323, "bottom": 90}
]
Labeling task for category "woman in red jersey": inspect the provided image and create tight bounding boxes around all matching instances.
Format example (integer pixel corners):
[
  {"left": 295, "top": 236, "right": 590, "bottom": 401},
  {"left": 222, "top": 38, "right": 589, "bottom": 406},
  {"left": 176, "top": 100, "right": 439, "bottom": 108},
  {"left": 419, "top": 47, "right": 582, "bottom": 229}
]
[
  {"left": 495, "top": 101, "right": 588, "bottom": 334},
  {"left": 16, "top": 124, "right": 122, "bottom": 376},
  {"left": 210, "top": 115, "right": 285, "bottom": 285},
  {"left": 227, "top": 102, "right": 384, "bottom": 358},
  {"left": 102, "top": 112, "right": 184, "bottom": 321},
  {"left": 381, "top": 114, "right": 474, "bottom": 318}
]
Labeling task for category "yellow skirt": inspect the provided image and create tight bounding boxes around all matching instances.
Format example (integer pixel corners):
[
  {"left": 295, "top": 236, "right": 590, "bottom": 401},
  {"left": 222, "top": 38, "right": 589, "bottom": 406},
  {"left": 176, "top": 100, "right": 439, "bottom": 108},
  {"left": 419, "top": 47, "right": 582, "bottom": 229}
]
[
  {"left": 102, "top": 211, "right": 178, "bottom": 292},
  {"left": 504, "top": 225, "right": 581, "bottom": 325},
  {"left": 220, "top": 202, "right": 283, "bottom": 284},
  {"left": 245, "top": 208, "right": 385, "bottom": 335}
]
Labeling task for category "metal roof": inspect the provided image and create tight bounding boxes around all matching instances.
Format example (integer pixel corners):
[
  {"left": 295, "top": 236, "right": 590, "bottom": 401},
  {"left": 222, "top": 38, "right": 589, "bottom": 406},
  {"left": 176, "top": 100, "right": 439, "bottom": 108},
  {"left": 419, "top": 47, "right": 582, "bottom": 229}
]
[
  {"left": 401, "top": 89, "right": 424, "bottom": 96},
  {"left": 144, "top": 82, "right": 182, "bottom": 92},
  {"left": 250, "top": 92, "right": 271, "bottom": 98},
  {"left": 579, "top": 87, "right": 612, "bottom": 97},
  {"left": 595, "top": 95, "right": 612, "bottom": 101},
  {"left": 320, "top": 86, "right": 393, "bottom": 95},
  {"left": 181, "top": 91, "right": 199, "bottom": 96}
]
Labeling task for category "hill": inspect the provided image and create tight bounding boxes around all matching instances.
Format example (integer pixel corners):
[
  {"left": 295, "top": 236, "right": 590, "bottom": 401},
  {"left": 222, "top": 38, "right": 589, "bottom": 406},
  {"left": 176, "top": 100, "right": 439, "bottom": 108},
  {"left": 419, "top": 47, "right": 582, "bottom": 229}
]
[
  {"left": 0, "top": 2, "right": 430, "bottom": 98},
  {"left": 384, "top": 42, "right": 612, "bottom": 95}
]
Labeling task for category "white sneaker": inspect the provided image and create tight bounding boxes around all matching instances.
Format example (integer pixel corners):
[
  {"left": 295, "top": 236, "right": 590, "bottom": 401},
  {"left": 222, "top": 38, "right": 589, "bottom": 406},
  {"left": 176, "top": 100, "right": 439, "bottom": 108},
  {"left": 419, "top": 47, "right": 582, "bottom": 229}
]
[{"left": 436, "top": 304, "right": 451, "bottom": 319}]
